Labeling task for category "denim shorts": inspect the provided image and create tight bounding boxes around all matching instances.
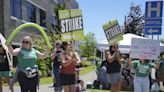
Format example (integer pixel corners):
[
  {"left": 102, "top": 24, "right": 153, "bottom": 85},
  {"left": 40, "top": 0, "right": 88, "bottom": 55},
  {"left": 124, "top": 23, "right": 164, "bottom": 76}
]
[{"left": 107, "top": 72, "right": 122, "bottom": 84}]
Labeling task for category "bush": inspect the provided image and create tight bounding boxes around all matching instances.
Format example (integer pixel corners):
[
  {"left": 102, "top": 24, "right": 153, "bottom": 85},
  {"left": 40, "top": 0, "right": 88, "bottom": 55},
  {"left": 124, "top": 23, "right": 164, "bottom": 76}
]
[
  {"left": 88, "top": 56, "right": 96, "bottom": 61},
  {"left": 88, "top": 56, "right": 101, "bottom": 61},
  {"left": 81, "top": 60, "right": 93, "bottom": 67}
]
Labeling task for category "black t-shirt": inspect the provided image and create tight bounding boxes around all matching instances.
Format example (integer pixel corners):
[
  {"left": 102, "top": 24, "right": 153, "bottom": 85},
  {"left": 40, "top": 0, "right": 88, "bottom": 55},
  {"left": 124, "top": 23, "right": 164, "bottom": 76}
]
[
  {"left": 0, "top": 52, "right": 10, "bottom": 71},
  {"left": 53, "top": 50, "right": 62, "bottom": 68},
  {"left": 106, "top": 50, "right": 121, "bottom": 73}
]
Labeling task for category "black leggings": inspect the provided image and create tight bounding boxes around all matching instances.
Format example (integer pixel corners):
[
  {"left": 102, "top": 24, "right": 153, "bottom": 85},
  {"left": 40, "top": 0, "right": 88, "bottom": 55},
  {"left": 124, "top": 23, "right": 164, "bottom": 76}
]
[{"left": 17, "top": 71, "right": 38, "bottom": 92}]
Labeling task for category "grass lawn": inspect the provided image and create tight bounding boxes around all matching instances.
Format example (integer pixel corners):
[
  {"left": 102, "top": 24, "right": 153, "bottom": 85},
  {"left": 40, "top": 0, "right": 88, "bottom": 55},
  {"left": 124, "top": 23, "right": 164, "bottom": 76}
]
[
  {"left": 87, "top": 89, "right": 133, "bottom": 92},
  {"left": 79, "top": 65, "right": 96, "bottom": 75},
  {"left": 40, "top": 77, "right": 53, "bottom": 84}
]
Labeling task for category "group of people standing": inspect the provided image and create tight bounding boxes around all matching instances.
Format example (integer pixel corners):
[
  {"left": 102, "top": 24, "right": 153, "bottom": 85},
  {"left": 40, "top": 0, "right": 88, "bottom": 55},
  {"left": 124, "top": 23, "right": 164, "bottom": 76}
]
[
  {"left": 0, "top": 35, "right": 81, "bottom": 92},
  {"left": 51, "top": 40, "right": 81, "bottom": 92},
  {"left": 103, "top": 42, "right": 163, "bottom": 92}
]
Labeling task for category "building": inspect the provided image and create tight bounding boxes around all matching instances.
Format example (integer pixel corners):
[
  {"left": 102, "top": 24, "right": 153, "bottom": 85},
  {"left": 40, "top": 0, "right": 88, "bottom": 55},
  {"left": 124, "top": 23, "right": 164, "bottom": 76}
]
[{"left": 0, "top": 0, "right": 79, "bottom": 45}]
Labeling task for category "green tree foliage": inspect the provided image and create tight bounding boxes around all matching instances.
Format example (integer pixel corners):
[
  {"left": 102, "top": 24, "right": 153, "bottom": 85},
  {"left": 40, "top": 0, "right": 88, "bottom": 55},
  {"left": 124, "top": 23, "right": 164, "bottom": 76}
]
[
  {"left": 80, "top": 32, "right": 96, "bottom": 58},
  {"left": 124, "top": 3, "right": 144, "bottom": 36},
  {"left": 50, "top": 4, "right": 65, "bottom": 36},
  {"left": 34, "top": 37, "right": 52, "bottom": 77},
  {"left": 33, "top": 3, "right": 66, "bottom": 77}
]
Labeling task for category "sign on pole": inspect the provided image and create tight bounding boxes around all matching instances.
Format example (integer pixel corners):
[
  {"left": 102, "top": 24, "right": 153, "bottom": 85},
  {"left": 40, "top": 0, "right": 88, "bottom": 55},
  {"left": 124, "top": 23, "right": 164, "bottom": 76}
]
[
  {"left": 130, "top": 38, "right": 160, "bottom": 60},
  {"left": 144, "top": 1, "right": 163, "bottom": 35},
  {"left": 102, "top": 20, "right": 123, "bottom": 45},
  {"left": 58, "top": 9, "right": 84, "bottom": 41}
]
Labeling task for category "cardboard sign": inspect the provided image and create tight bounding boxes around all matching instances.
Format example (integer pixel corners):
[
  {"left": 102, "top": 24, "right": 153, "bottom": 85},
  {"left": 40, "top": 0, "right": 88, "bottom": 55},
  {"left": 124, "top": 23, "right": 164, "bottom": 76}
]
[
  {"left": 0, "top": 33, "right": 8, "bottom": 51},
  {"left": 130, "top": 38, "right": 160, "bottom": 60},
  {"left": 58, "top": 9, "right": 84, "bottom": 41},
  {"left": 102, "top": 20, "right": 123, "bottom": 45},
  {"left": 0, "top": 33, "right": 13, "bottom": 68}
]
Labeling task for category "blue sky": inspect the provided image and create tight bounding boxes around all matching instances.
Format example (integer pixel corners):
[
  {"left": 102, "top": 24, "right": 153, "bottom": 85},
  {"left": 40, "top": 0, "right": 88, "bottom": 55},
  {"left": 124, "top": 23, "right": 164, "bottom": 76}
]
[{"left": 78, "top": 0, "right": 164, "bottom": 42}]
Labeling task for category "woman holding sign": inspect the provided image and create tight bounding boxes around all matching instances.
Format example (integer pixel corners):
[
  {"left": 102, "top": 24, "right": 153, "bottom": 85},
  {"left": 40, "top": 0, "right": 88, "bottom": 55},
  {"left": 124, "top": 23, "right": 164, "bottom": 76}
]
[
  {"left": 106, "top": 43, "right": 122, "bottom": 92},
  {"left": 128, "top": 58, "right": 160, "bottom": 92},
  {"left": 0, "top": 43, "right": 13, "bottom": 92},
  {"left": 7, "top": 36, "right": 50, "bottom": 92}
]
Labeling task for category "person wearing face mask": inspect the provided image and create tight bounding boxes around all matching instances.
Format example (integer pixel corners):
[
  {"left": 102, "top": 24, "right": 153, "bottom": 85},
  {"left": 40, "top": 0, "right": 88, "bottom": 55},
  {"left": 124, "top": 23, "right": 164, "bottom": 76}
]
[
  {"left": 106, "top": 43, "right": 122, "bottom": 92},
  {"left": 51, "top": 40, "right": 63, "bottom": 92},
  {"left": 7, "top": 36, "right": 50, "bottom": 92}
]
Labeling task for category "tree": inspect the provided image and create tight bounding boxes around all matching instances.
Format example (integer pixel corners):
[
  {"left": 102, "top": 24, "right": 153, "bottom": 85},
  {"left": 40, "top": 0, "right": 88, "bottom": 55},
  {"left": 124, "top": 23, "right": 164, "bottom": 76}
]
[
  {"left": 124, "top": 3, "right": 144, "bottom": 36},
  {"left": 49, "top": 4, "right": 65, "bottom": 42},
  {"left": 80, "top": 32, "right": 96, "bottom": 58}
]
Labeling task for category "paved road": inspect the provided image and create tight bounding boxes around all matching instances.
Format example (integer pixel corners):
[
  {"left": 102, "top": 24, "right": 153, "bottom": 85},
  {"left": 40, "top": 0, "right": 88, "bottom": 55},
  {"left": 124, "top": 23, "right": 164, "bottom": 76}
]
[
  {"left": 3, "top": 70, "right": 97, "bottom": 92},
  {"left": 80, "top": 70, "right": 97, "bottom": 88}
]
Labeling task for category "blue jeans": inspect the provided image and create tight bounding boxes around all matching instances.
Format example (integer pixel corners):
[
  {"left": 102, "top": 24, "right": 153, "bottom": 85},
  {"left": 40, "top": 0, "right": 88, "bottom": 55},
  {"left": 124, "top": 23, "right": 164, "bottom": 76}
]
[
  {"left": 53, "top": 67, "right": 61, "bottom": 91},
  {"left": 134, "top": 76, "right": 150, "bottom": 92}
]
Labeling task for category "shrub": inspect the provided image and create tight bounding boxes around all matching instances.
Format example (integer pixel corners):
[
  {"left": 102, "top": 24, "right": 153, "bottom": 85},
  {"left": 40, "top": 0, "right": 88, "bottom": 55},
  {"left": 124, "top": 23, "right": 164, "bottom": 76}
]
[{"left": 81, "top": 60, "right": 93, "bottom": 67}]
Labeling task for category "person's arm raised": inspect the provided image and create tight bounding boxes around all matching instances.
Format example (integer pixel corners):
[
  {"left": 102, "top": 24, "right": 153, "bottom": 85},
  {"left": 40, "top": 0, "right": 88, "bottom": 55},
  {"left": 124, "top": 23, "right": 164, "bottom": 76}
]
[
  {"left": 106, "top": 51, "right": 117, "bottom": 63},
  {"left": 36, "top": 48, "right": 50, "bottom": 59},
  {"left": 72, "top": 52, "right": 81, "bottom": 64},
  {"left": 60, "top": 54, "right": 74, "bottom": 67},
  {"left": 7, "top": 45, "right": 20, "bottom": 56}
]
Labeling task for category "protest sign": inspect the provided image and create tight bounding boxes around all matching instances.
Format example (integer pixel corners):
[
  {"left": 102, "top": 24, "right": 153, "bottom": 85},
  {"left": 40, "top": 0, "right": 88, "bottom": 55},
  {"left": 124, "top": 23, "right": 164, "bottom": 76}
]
[
  {"left": 58, "top": 9, "right": 84, "bottom": 41},
  {"left": 130, "top": 38, "right": 160, "bottom": 60},
  {"left": 102, "top": 20, "right": 123, "bottom": 45}
]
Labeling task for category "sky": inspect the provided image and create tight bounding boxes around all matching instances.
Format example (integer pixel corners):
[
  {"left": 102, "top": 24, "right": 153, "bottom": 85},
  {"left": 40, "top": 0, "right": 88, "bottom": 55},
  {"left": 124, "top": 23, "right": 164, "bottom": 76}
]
[{"left": 77, "top": 0, "right": 164, "bottom": 42}]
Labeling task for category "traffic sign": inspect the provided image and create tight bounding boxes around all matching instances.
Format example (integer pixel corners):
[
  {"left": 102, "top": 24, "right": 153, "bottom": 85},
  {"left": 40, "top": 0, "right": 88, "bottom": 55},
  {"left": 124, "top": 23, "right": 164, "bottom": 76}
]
[{"left": 144, "top": 1, "right": 163, "bottom": 35}]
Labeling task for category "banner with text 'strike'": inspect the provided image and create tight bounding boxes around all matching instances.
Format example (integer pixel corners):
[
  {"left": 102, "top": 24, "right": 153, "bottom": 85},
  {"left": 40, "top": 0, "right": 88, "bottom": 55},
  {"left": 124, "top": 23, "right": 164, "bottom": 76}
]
[
  {"left": 102, "top": 20, "right": 123, "bottom": 45},
  {"left": 58, "top": 9, "right": 84, "bottom": 41}
]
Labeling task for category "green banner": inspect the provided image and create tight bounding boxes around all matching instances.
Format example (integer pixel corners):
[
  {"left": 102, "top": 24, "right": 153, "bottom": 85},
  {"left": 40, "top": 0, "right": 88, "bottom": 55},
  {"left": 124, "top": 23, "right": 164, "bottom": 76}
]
[
  {"left": 58, "top": 9, "right": 84, "bottom": 41},
  {"left": 102, "top": 20, "right": 123, "bottom": 45},
  {"left": 61, "top": 30, "right": 84, "bottom": 41},
  {"left": 102, "top": 20, "right": 118, "bottom": 31}
]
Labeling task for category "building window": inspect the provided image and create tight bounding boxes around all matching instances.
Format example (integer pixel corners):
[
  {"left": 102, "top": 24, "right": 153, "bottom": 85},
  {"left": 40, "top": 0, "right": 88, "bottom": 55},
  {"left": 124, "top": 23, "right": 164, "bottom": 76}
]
[
  {"left": 10, "top": 0, "right": 22, "bottom": 19},
  {"left": 26, "top": 1, "right": 36, "bottom": 23},
  {"left": 50, "top": 15, "right": 57, "bottom": 31},
  {"left": 40, "top": 9, "right": 46, "bottom": 27}
]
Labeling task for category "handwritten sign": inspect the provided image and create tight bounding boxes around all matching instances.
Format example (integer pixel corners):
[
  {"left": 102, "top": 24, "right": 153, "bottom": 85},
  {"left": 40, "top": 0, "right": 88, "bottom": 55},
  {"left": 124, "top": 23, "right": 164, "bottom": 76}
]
[
  {"left": 0, "top": 33, "right": 13, "bottom": 68},
  {"left": 130, "top": 38, "right": 160, "bottom": 60},
  {"left": 0, "top": 33, "right": 8, "bottom": 51}
]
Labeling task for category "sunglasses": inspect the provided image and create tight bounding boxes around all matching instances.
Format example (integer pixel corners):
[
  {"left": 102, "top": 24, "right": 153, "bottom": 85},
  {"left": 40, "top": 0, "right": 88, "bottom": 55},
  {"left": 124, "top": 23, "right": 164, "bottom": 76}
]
[
  {"left": 68, "top": 43, "right": 71, "bottom": 46},
  {"left": 56, "top": 43, "right": 60, "bottom": 46},
  {"left": 22, "top": 41, "right": 29, "bottom": 44}
]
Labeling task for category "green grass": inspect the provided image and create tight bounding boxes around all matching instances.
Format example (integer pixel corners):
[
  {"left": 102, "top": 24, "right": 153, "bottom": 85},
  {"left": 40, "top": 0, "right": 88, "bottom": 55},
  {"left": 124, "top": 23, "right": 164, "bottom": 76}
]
[
  {"left": 79, "top": 65, "right": 96, "bottom": 75},
  {"left": 87, "top": 89, "right": 133, "bottom": 92},
  {"left": 39, "top": 77, "right": 53, "bottom": 84}
]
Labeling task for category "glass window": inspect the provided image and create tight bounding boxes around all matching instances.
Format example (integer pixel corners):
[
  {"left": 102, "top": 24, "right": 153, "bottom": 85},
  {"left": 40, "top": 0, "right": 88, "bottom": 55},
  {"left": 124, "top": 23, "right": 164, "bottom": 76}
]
[
  {"left": 50, "top": 15, "right": 57, "bottom": 31},
  {"left": 10, "top": 0, "right": 22, "bottom": 19},
  {"left": 26, "top": 1, "right": 36, "bottom": 23},
  {"left": 40, "top": 9, "right": 46, "bottom": 27}
]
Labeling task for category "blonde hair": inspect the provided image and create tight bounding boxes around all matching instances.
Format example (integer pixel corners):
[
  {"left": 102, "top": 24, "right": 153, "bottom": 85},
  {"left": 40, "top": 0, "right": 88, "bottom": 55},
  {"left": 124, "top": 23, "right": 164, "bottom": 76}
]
[{"left": 21, "top": 36, "right": 33, "bottom": 49}]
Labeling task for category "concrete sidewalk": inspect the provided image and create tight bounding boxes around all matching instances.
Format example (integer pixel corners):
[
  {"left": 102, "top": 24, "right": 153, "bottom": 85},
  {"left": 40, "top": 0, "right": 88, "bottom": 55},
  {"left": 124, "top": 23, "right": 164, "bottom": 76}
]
[
  {"left": 3, "top": 70, "right": 97, "bottom": 92},
  {"left": 80, "top": 70, "right": 97, "bottom": 88},
  {"left": 3, "top": 84, "right": 55, "bottom": 92}
]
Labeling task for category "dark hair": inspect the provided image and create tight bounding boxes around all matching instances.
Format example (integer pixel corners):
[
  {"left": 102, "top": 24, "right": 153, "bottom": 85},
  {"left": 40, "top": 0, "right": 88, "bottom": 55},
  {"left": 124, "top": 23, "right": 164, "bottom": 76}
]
[
  {"left": 109, "top": 45, "right": 112, "bottom": 51},
  {"left": 160, "top": 51, "right": 164, "bottom": 56},
  {"left": 61, "top": 41, "right": 70, "bottom": 50}
]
